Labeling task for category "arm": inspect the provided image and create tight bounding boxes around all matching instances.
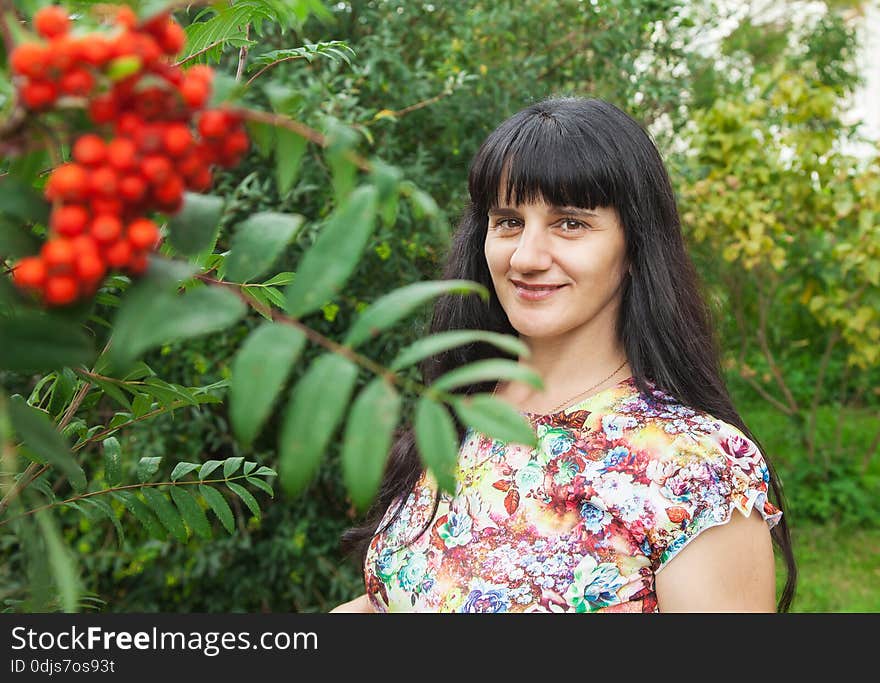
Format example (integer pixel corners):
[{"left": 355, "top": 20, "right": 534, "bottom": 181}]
[
  {"left": 329, "top": 593, "right": 376, "bottom": 613},
  {"left": 654, "top": 507, "right": 777, "bottom": 612}
]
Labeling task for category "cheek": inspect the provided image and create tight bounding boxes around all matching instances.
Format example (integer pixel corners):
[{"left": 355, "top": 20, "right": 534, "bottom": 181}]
[{"left": 484, "top": 240, "right": 509, "bottom": 280}]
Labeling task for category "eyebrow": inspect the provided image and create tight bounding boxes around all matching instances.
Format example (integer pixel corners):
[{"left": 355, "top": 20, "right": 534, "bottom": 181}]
[{"left": 488, "top": 206, "right": 599, "bottom": 217}]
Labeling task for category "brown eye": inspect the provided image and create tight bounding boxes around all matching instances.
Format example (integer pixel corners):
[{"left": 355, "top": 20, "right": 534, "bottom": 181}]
[
  {"left": 493, "top": 218, "right": 521, "bottom": 230},
  {"left": 559, "top": 218, "right": 588, "bottom": 232}
]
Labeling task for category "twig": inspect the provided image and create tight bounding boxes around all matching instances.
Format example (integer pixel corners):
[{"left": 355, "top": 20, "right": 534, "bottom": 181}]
[
  {"left": 174, "top": 39, "right": 228, "bottom": 66},
  {"left": 245, "top": 54, "right": 308, "bottom": 87},
  {"left": 755, "top": 280, "right": 799, "bottom": 414},
  {"left": 235, "top": 24, "right": 250, "bottom": 81},
  {"left": 806, "top": 329, "right": 840, "bottom": 465},
  {"left": 236, "top": 109, "right": 373, "bottom": 173},
  {"left": 364, "top": 91, "right": 452, "bottom": 125},
  {"left": 0, "top": 473, "right": 258, "bottom": 528}
]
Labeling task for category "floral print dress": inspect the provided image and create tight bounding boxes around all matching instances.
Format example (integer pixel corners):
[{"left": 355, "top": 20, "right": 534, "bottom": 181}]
[{"left": 364, "top": 376, "right": 782, "bottom": 613}]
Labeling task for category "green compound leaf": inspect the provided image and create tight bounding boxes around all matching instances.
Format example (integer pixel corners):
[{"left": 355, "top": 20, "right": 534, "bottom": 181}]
[
  {"left": 340, "top": 378, "right": 401, "bottom": 513},
  {"left": 8, "top": 399, "right": 86, "bottom": 493},
  {"left": 110, "top": 283, "right": 246, "bottom": 370},
  {"left": 432, "top": 359, "right": 543, "bottom": 392},
  {"left": 112, "top": 491, "right": 167, "bottom": 541},
  {"left": 170, "top": 462, "right": 200, "bottom": 482},
  {"left": 226, "top": 481, "right": 261, "bottom": 521},
  {"left": 199, "top": 484, "right": 235, "bottom": 535},
  {"left": 102, "top": 437, "right": 122, "bottom": 487},
  {"left": 0, "top": 314, "right": 94, "bottom": 374},
  {"left": 389, "top": 330, "right": 530, "bottom": 371},
  {"left": 414, "top": 396, "right": 459, "bottom": 496},
  {"left": 140, "top": 487, "right": 188, "bottom": 542},
  {"left": 450, "top": 394, "right": 538, "bottom": 449},
  {"left": 225, "top": 212, "right": 304, "bottom": 283},
  {"left": 80, "top": 497, "right": 125, "bottom": 549},
  {"left": 167, "top": 192, "right": 224, "bottom": 256},
  {"left": 169, "top": 486, "right": 212, "bottom": 540},
  {"left": 278, "top": 353, "right": 358, "bottom": 498},
  {"left": 223, "top": 456, "right": 245, "bottom": 479},
  {"left": 137, "top": 456, "right": 162, "bottom": 484},
  {"left": 285, "top": 185, "right": 378, "bottom": 319},
  {"left": 344, "top": 280, "right": 488, "bottom": 349},
  {"left": 230, "top": 323, "right": 306, "bottom": 448}
]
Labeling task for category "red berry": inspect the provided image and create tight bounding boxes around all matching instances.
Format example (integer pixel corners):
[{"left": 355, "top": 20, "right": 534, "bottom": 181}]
[
  {"left": 159, "top": 20, "right": 186, "bottom": 56},
  {"left": 90, "top": 214, "right": 123, "bottom": 244},
  {"left": 51, "top": 205, "right": 90, "bottom": 237},
  {"left": 10, "top": 43, "right": 49, "bottom": 78},
  {"left": 187, "top": 167, "right": 213, "bottom": 192},
  {"left": 141, "top": 155, "right": 172, "bottom": 185},
  {"left": 128, "top": 251, "right": 149, "bottom": 275},
  {"left": 73, "top": 135, "right": 106, "bottom": 166},
  {"left": 44, "top": 275, "right": 79, "bottom": 305},
  {"left": 186, "top": 65, "right": 214, "bottom": 86},
  {"left": 130, "top": 33, "right": 161, "bottom": 65},
  {"left": 90, "top": 197, "right": 124, "bottom": 217},
  {"left": 104, "top": 239, "right": 133, "bottom": 268},
  {"left": 46, "top": 163, "right": 88, "bottom": 202},
  {"left": 47, "top": 36, "right": 76, "bottom": 72},
  {"left": 127, "top": 218, "right": 160, "bottom": 250},
  {"left": 43, "top": 276, "right": 79, "bottom": 305},
  {"left": 114, "top": 6, "right": 138, "bottom": 29},
  {"left": 60, "top": 68, "right": 95, "bottom": 96},
  {"left": 42, "top": 238, "right": 76, "bottom": 269},
  {"left": 163, "top": 123, "right": 193, "bottom": 157},
  {"left": 70, "top": 234, "right": 100, "bottom": 257},
  {"left": 88, "top": 94, "right": 118, "bottom": 124},
  {"left": 34, "top": 6, "right": 70, "bottom": 40},
  {"left": 107, "top": 137, "right": 138, "bottom": 171},
  {"left": 115, "top": 113, "right": 142, "bottom": 138},
  {"left": 180, "top": 76, "right": 209, "bottom": 109},
  {"left": 223, "top": 130, "right": 249, "bottom": 156},
  {"left": 79, "top": 36, "right": 111, "bottom": 67},
  {"left": 12, "top": 257, "right": 47, "bottom": 289},
  {"left": 88, "top": 166, "right": 119, "bottom": 198},
  {"left": 198, "top": 110, "right": 228, "bottom": 139},
  {"left": 119, "top": 174, "right": 147, "bottom": 202},
  {"left": 153, "top": 174, "right": 184, "bottom": 207},
  {"left": 133, "top": 124, "right": 164, "bottom": 154},
  {"left": 75, "top": 251, "right": 107, "bottom": 284},
  {"left": 20, "top": 80, "right": 58, "bottom": 110}
]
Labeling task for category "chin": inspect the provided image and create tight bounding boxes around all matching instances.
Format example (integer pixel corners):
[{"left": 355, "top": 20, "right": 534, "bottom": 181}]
[{"left": 506, "top": 315, "right": 566, "bottom": 340}]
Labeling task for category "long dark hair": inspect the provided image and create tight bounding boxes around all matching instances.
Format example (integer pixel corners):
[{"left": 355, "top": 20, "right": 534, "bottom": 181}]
[{"left": 340, "top": 97, "right": 797, "bottom": 612}]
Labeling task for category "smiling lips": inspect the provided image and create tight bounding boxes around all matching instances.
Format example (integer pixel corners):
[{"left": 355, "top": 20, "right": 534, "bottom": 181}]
[{"left": 511, "top": 280, "right": 567, "bottom": 301}]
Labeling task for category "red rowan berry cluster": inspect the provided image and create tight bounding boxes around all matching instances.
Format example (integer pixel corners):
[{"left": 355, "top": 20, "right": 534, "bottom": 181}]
[{"left": 9, "top": 5, "right": 250, "bottom": 306}]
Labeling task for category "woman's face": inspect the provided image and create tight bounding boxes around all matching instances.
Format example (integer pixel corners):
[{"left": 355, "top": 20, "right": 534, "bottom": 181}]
[{"left": 483, "top": 197, "right": 629, "bottom": 343}]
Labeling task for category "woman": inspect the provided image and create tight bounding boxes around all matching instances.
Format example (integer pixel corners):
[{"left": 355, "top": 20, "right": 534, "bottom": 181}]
[{"left": 333, "top": 97, "right": 796, "bottom": 613}]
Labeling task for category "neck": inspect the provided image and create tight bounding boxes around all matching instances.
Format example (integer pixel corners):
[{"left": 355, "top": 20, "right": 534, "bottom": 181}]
[{"left": 501, "top": 303, "right": 629, "bottom": 410}]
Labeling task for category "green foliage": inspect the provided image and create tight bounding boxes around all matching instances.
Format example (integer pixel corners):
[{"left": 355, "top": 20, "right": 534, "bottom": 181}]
[{"left": 1, "top": 0, "right": 876, "bottom": 615}]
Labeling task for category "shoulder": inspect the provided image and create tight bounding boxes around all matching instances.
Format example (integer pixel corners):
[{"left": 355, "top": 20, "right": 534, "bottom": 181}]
[{"left": 593, "top": 383, "right": 782, "bottom": 571}]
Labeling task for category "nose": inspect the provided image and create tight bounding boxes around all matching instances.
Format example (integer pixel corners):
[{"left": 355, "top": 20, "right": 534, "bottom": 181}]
[{"left": 509, "top": 223, "right": 553, "bottom": 274}]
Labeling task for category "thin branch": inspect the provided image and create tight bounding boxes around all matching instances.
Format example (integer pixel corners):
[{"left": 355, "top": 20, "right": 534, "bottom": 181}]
[
  {"left": 235, "top": 24, "right": 250, "bottom": 81},
  {"left": 755, "top": 280, "right": 799, "bottom": 413},
  {"left": 174, "top": 39, "right": 228, "bottom": 67},
  {"left": 245, "top": 54, "right": 308, "bottom": 87},
  {"left": 236, "top": 108, "right": 373, "bottom": 173},
  {"left": 806, "top": 328, "right": 841, "bottom": 465},
  {"left": 737, "top": 370, "right": 795, "bottom": 415},
  {"left": 364, "top": 90, "right": 453, "bottom": 125},
  {"left": 0, "top": 473, "right": 259, "bottom": 528}
]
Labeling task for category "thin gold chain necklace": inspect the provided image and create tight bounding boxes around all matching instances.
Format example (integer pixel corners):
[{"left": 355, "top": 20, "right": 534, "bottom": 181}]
[{"left": 495, "top": 358, "right": 629, "bottom": 415}]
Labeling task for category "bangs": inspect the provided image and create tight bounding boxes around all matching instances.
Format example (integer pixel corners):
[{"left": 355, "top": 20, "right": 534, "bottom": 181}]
[{"left": 468, "top": 104, "right": 625, "bottom": 213}]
